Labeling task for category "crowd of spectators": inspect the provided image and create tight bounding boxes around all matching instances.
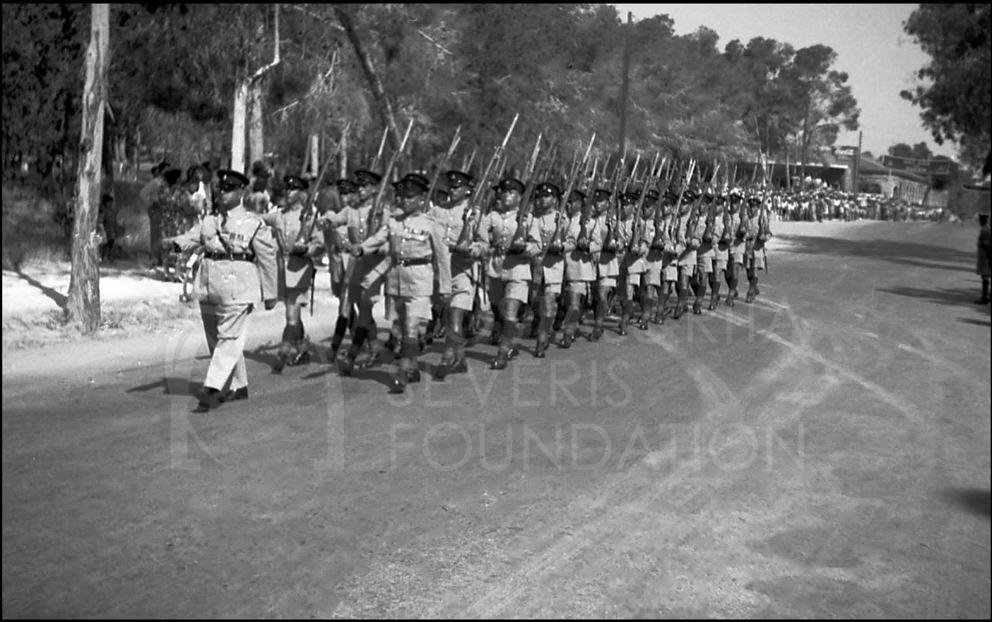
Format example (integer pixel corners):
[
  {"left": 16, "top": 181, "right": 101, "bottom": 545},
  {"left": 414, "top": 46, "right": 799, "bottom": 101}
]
[{"left": 767, "top": 188, "right": 954, "bottom": 223}]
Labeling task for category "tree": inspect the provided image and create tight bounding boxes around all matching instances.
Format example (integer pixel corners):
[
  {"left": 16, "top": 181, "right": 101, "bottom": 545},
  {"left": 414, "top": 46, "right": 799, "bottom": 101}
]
[
  {"left": 888, "top": 141, "right": 934, "bottom": 161},
  {"left": 783, "top": 44, "right": 860, "bottom": 177},
  {"left": 67, "top": 3, "right": 109, "bottom": 333},
  {"left": 2, "top": 4, "right": 87, "bottom": 182},
  {"left": 901, "top": 4, "right": 991, "bottom": 172}
]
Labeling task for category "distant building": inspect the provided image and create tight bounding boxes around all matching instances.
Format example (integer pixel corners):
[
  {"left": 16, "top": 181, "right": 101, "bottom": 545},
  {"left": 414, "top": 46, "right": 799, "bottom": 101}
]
[{"left": 855, "top": 157, "right": 931, "bottom": 205}]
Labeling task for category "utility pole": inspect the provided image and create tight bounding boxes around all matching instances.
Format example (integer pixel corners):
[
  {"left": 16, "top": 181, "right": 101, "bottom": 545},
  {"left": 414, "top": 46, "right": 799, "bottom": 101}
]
[
  {"left": 618, "top": 11, "right": 633, "bottom": 160},
  {"left": 853, "top": 130, "right": 862, "bottom": 193}
]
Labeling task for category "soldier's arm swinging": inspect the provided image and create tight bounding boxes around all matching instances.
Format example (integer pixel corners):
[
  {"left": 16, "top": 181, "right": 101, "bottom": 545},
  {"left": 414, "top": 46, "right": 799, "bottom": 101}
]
[{"left": 250, "top": 222, "right": 280, "bottom": 306}]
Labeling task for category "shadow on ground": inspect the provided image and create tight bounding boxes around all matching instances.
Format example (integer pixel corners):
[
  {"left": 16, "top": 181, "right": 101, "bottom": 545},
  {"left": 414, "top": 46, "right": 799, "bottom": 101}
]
[
  {"left": 776, "top": 235, "right": 973, "bottom": 272},
  {"left": 941, "top": 487, "right": 991, "bottom": 518},
  {"left": 125, "top": 377, "right": 203, "bottom": 397},
  {"left": 876, "top": 285, "right": 990, "bottom": 311},
  {"left": 14, "top": 269, "right": 67, "bottom": 312}
]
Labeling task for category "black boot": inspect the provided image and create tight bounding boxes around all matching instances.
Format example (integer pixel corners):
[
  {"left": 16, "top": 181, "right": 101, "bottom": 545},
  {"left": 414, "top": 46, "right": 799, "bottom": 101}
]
[
  {"left": 489, "top": 320, "right": 502, "bottom": 346},
  {"left": 693, "top": 276, "right": 707, "bottom": 314},
  {"left": 193, "top": 387, "right": 223, "bottom": 413},
  {"left": 709, "top": 278, "right": 721, "bottom": 311},
  {"left": 534, "top": 318, "right": 550, "bottom": 358},
  {"left": 492, "top": 347, "right": 510, "bottom": 370},
  {"left": 338, "top": 326, "right": 368, "bottom": 376},
  {"left": 219, "top": 386, "right": 248, "bottom": 403},
  {"left": 330, "top": 316, "right": 349, "bottom": 358},
  {"left": 745, "top": 277, "right": 758, "bottom": 303},
  {"left": 589, "top": 322, "right": 604, "bottom": 341}
]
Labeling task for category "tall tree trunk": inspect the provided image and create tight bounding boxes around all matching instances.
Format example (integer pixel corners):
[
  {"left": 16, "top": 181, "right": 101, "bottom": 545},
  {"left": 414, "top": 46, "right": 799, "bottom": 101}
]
[
  {"left": 231, "top": 81, "right": 248, "bottom": 173},
  {"left": 334, "top": 5, "right": 401, "bottom": 150},
  {"left": 307, "top": 133, "right": 319, "bottom": 177},
  {"left": 800, "top": 98, "right": 811, "bottom": 182},
  {"left": 231, "top": 5, "right": 279, "bottom": 174},
  {"left": 68, "top": 3, "right": 109, "bottom": 333},
  {"left": 248, "top": 80, "right": 265, "bottom": 168}
]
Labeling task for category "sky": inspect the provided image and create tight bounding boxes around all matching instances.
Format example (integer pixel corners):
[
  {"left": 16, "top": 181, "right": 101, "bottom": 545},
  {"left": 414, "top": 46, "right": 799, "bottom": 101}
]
[{"left": 610, "top": 3, "right": 956, "bottom": 159}]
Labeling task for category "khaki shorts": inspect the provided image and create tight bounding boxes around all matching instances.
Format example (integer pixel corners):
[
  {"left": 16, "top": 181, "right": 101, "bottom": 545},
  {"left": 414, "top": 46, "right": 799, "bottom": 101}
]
[
  {"left": 450, "top": 267, "right": 476, "bottom": 311},
  {"left": 347, "top": 282, "right": 381, "bottom": 307},
  {"left": 746, "top": 251, "right": 766, "bottom": 271},
  {"left": 489, "top": 278, "right": 529, "bottom": 305},
  {"left": 566, "top": 280, "right": 592, "bottom": 296},
  {"left": 386, "top": 294, "right": 432, "bottom": 323}
]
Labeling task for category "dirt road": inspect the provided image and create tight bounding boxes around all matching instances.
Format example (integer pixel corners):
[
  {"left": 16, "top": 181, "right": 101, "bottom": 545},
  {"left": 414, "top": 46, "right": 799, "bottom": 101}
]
[{"left": 3, "top": 221, "right": 990, "bottom": 617}]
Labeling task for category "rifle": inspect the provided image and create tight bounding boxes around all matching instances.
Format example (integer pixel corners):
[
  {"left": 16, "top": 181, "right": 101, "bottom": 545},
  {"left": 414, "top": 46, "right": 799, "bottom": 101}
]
[
  {"left": 455, "top": 112, "right": 520, "bottom": 250},
  {"left": 662, "top": 158, "right": 695, "bottom": 249},
  {"left": 509, "top": 133, "right": 549, "bottom": 248},
  {"left": 464, "top": 147, "right": 477, "bottom": 173},
  {"left": 366, "top": 118, "right": 414, "bottom": 236},
  {"left": 587, "top": 153, "right": 600, "bottom": 191},
  {"left": 629, "top": 151, "right": 661, "bottom": 254},
  {"left": 427, "top": 125, "right": 462, "bottom": 208},
  {"left": 547, "top": 132, "right": 596, "bottom": 259},
  {"left": 370, "top": 127, "right": 389, "bottom": 171},
  {"left": 622, "top": 151, "right": 643, "bottom": 195},
  {"left": 292, "top": 122, "right": 351, "bottom": 316},
  {"left": 601, "top": 149, "right": 628, "bottom": 252}
]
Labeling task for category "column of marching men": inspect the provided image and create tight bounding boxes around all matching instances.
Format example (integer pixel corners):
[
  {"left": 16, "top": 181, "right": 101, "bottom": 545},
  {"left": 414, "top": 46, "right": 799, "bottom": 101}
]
[{"left": 162, "top": 140, "right": 774, "bottom": 410}]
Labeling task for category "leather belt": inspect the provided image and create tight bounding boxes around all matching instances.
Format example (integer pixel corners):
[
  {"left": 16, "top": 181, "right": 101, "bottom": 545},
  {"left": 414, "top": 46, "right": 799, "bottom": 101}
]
[
  {"left": 205, "top": 252, "right": 255, "bottom": 261},
  {"left": 397, "top": 256, "right": 432, "bottom": 266}
]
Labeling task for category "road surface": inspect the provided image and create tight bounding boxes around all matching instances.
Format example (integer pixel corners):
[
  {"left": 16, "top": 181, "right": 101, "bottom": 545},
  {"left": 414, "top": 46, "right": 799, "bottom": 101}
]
[{"left": 3, "top": 220, "right": 990, "bottom": 618}]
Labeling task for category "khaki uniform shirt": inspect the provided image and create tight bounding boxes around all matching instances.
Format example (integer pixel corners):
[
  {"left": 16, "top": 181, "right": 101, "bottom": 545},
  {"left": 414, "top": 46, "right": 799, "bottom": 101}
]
[
  {"left": 262, "top": 205, "right": 325, "bottom": 291},
  {"left": 563, "top": 213, "right": 603, "bottom": 282},
  {"left": 360, "top": 210, "right": 452, "bottom": 297},
  {"left": 474, "top": 209, "right": 533, "bottom": 281},
  {"left": 173, "top": 205, "right": 278, "bottom": 305},
  {"left": 430, "top": 197, "right": 474, "bottom": 274},
  {"left": 528, "top": 210, "right": 564, "bottom": 284}
]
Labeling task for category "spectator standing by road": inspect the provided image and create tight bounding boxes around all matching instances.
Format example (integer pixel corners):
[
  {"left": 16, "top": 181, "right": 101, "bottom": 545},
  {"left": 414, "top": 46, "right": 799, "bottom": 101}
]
[
  {"left": 977, "top": 213, "right": 991, "bottom": 304},
  {"left": 140, "top": 161, "right": 169, "bottom": 267}
]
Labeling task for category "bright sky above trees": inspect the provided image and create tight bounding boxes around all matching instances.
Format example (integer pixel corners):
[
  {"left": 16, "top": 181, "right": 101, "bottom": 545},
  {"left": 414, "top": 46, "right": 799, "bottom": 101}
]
[{"left": 612, "top": 3, "right": 958, "bottom": 159}]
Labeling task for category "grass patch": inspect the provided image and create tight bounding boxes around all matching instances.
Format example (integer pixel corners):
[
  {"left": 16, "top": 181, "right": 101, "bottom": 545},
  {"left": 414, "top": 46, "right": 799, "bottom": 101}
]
[
  {"left": 2, "top": 297, "right": 200, "bottom": 351},
  {"left": 2, "top": 180, "right": 153, "bottom": 272},
  {"left": 1, "top": 185, "right": 69, "bottom": 271}
]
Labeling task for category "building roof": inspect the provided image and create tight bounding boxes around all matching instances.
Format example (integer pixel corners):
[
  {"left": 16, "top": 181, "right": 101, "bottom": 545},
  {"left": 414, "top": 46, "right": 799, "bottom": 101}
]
[{"left": 856, "top": 157, "right": 929, "bottom": 184}]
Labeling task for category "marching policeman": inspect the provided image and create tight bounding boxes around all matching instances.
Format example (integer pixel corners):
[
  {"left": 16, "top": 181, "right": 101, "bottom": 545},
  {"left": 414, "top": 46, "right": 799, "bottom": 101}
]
[
  {"left": 434, "top": 169, "right": 477, "bottom": 379},
  {"left": 691, "top": 192, "right": 715, "bottom": 315},
  {"left": 527, "top": 181, "right": 566, "bottom": 357},
  {"left": 560, "top": 188, "right": 604, "bottom": 345},
  {"left": 335, "top": 169, "right": 390, "bottom": 375},
  {"left": 671, "top": 191, "right": 700, "bottom": 320},
  {"left": 634, "top": 188, "right": 661, "bottom": 327},
  {"left": 741, "top": 195, "right": 771, "bottom": 303},
  {"left": 165, "top": 169, "right": 279, "bottom": 412},
  {"left": 590, "top": 188, "right": 615, "bottom": 340},
  {"left": 706, "top": 193, "right": 731, "bottom": 311},
  {"left": 473, "top": 176, "right": 531, "bottom": 369},
  {"left": 353, "top": 173, "right": 452, "bottom": 393},
  {"left": 317, "top": 178, "right": 360, "bottom": 357},
  {"left": 261, "top": 174, "right": 325, "bottom": 371},
  {"left": 616, "top": 189, "right": 647, "bottom": 334},
  {"left": 725, "top": 192, "right": 746, "bottom": 306}
]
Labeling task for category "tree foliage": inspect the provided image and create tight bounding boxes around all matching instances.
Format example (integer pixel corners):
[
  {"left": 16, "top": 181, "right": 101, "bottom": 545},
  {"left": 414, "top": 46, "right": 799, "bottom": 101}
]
[
  {"left": 901, "top": 3, "right": 991, "bottom": 171},
  {"left": 3, "top": 2, "right": 869, "bottom": 186}
]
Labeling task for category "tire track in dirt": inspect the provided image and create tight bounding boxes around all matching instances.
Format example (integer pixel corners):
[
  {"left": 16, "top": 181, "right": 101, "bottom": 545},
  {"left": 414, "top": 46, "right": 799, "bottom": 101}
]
[
  {"left": 421, "top": 302, "right": 812, "bottom": 617},
  {"left": 328, "top": 301, "right": 804, "bottom": 617}
]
